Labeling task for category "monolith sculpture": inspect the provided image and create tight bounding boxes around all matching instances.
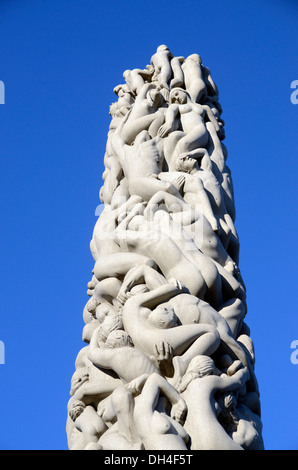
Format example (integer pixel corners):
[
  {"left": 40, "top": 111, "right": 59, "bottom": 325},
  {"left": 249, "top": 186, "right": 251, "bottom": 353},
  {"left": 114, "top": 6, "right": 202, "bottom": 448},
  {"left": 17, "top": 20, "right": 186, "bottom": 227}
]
[{"left": 66, "top": 46, "right": 264, "bottom": 450}]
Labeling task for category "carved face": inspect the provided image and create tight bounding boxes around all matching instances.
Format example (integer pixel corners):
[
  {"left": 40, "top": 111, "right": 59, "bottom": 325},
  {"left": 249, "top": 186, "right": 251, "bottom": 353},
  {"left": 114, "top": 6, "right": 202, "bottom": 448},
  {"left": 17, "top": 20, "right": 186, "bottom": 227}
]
[
  {"left": 148, "top": 305, "right": 178, "bottom": 329},
  {"left": 175, "top": 154, "right": 196, "bottom": 173},
  {"left": 170, "top": 89, "right": 187, "bottom": 104}
]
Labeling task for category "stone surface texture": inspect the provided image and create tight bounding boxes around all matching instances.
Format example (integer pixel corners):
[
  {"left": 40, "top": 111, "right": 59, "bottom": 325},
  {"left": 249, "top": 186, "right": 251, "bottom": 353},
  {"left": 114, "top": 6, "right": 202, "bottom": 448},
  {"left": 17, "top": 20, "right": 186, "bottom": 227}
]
[{"left": 66, "top": 46, "right": 264, "bottom": 451}]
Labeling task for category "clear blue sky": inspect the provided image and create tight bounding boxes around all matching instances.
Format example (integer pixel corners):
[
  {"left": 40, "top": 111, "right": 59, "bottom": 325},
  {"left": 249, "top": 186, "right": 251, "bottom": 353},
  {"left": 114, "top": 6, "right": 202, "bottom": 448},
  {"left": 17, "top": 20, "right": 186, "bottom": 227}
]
[{"left": 0, "top": 0, "right": 297, "bottom": 450}]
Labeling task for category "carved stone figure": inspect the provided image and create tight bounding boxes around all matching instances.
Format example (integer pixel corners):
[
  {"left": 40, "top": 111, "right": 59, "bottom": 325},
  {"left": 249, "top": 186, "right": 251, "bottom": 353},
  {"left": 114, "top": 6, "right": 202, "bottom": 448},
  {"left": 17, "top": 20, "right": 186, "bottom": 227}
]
[{"left": 67, "top": 46, "right": 263, "bottom": 450}]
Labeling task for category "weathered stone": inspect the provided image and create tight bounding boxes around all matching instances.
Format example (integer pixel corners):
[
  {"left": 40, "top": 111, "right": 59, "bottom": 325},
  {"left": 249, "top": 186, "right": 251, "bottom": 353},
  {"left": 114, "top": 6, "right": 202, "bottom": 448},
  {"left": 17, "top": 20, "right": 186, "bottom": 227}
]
[{"left": 66, "top": 46, "right": 263, "bottom": 451}]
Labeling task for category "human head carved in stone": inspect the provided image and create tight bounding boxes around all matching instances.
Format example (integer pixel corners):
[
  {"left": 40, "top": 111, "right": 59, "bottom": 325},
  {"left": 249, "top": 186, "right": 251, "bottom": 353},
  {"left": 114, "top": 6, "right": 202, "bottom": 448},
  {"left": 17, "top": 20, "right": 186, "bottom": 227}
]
[
  {"left": 97, "top": 314, "right": 123, "bottom": 343},
  {"left": 170, "top": 88, "right": 189, "bottom": 104},
  {"left": 147, "top": 304, "right": 179, "bottom": 329},
  {"left": 69, "top": 399, "right": 86, "bottom": 421},
  {"left": 185, "top": 355, "right": 216, "bottom": 378},
  {"left": 157, "top": 44, "right": 170, "bottom": 53},
  {"left": 187, "top": 53, "right": 202, "bottom": 65},
  {"left": 105, "top": 329, "right": 133, "bottom": 349},
  {"left": 174, "top": 154, "right": 197, "bottom": 173},
  {"left": 95, "top": 303, "right": 118, "bottom": 323}
]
